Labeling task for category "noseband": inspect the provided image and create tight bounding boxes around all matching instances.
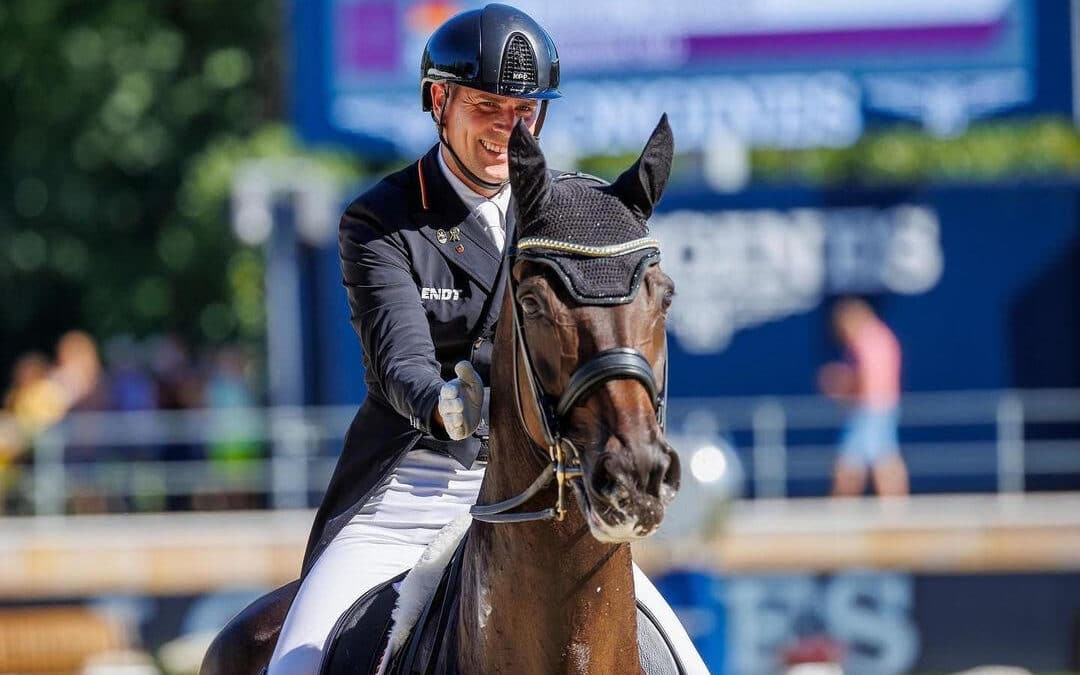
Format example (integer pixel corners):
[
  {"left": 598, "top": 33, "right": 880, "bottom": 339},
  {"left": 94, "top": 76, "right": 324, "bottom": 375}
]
[{"left": 470, "top": 236, "right": 668, "bottom": 524}]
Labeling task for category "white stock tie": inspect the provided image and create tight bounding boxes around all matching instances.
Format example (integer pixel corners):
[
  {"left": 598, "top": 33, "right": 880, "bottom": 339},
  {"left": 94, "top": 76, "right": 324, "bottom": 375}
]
[{"left": 476, "top": 200, "right": 505, "bottom": 252}]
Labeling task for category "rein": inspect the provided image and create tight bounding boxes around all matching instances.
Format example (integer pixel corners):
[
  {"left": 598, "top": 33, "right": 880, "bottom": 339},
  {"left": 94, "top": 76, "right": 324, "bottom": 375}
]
[{"left": 470, "top": 236, "right": 668, "bottom": 524}]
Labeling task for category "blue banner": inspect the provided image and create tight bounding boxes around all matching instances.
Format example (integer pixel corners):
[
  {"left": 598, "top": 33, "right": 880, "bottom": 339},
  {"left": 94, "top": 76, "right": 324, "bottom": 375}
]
[
  {"left": 656, "top": 569, "right": 1080, "bottom": 675},
  {"left": 290, "top": 0, "right": 1070, "bottom": 160},
  {"left": 650, "top": 182, "right": 1080, "bottom": 397},
  {"left": 312, "top": 182, "right": 1080, "bottom": 405}
]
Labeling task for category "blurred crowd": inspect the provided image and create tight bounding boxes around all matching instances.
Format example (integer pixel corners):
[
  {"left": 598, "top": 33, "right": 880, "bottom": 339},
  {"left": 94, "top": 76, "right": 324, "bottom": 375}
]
[
  {"left": 1, "top": 300, "right": 913, "bottom": 517},
  {"left": 0, "top": 331, "right": 262, "bottom": 515}
]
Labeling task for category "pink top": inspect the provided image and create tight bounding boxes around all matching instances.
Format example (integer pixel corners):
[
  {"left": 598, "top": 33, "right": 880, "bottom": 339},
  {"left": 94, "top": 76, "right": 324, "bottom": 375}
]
[{"left": 847, "top": 319, "right": 901, "bottom": 409}]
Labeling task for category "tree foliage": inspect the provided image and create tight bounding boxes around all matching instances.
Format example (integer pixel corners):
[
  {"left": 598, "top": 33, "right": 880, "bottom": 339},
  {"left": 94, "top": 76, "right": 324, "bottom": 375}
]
[
  {"left": 0, "top": 0, "right": 362, "bottom": 379},
  {"left": 751, "top": 117, "right": 1080, "bottom": 186},
  {"left": 577, "top": 117, "right": 1080, "bottom": 187}
]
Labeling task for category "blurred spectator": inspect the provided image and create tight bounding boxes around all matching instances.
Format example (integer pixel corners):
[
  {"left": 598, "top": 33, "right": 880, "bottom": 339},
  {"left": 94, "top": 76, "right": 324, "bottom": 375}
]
[
  {"left": 83, "top": 335, "right": 163, "bottom": 513},
  {"left": 1, "top": 333, "right": 105, "bottom": 513},
  {"left": 2, "top": 333, "right": 104, "bottom": 446},
  {"left": 0, "top": 332, "right": 275, "bottom": 514},
  {"left": 818, "top": 298, "right": 909, "bottom": 497},
  {"left": 0, "top": 413, "right": 20, "bottom": 512},
  {"left": 195, "top": 346, "right": 263, "bottom": 510},
  {"left": 148, "top": 334, "right": 204, "bottom": 510},
  {"left": 149, "top": 334, "right": 203, "bottom": 413},
  {"left": 66, "top": 333, "right": 214, "bottom": 514},
  {"left": 1, "top": 353, "right": 58, "bottom": 512},
  {"left": 53, "top": 331, "right": 103, "bottom": 406},
  {"left": 206, "top": 346, "right": 254, "bottom": 409},
  {"left": 104, "top": 335, "right": 159, "bottom": 415},
  {"left": 4, "top": 353, "right": 65, "bottom": 434}
]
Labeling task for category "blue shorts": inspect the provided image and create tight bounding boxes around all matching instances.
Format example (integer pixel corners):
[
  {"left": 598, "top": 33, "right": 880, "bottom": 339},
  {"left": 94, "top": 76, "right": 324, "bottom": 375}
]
[{"left": 839, "top": 407, "right": 900, "bottom": 468}]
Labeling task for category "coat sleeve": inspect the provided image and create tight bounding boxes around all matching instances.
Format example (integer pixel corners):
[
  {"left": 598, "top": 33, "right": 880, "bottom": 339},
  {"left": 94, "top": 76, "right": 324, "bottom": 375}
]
[{"left": 338, "top": 195, "right": 446, "bottom": 437}]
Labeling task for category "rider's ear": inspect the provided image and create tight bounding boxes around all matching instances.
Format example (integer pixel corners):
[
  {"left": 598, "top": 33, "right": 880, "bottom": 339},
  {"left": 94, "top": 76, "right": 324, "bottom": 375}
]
[
  {"left": 610, "top": 113, "right": 673, "bottom": 221},
  {"left": 509, "top": 118, "right": 551, "bottom": 229}
]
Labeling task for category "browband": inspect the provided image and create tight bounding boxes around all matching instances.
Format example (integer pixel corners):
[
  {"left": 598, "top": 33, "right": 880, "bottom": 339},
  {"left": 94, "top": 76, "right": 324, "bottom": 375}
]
[{"left": 516, "top": 236, "right": 660, "bottom": 258}]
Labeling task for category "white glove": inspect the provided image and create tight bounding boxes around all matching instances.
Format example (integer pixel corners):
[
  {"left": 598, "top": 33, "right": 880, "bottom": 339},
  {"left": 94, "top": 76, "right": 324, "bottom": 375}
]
[{"left": 439, "top": 361, "right": 485, "bottom": 441}]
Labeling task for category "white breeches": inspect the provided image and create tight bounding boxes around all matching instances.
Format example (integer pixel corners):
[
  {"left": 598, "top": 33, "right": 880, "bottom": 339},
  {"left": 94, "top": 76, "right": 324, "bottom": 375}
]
[{"left": 267, "top": 448, "right": 709, "bottom": 675}]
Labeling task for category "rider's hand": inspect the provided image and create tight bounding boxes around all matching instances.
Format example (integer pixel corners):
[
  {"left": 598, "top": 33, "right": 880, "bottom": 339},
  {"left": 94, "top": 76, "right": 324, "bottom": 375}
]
[{"left": 439, "top": 361, "right": 484, "bottom": 441}]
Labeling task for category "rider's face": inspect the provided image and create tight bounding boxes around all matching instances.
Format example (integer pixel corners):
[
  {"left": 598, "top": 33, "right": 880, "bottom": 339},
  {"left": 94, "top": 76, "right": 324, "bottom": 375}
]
[{"left": 431, "top": 83, "right": 540, "bottom": 196}]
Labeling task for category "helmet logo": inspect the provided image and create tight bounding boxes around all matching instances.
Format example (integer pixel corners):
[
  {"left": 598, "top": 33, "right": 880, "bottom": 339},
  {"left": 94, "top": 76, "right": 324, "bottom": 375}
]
[{"left": 500, "top": 33, "right": 538, "bottom": 93}]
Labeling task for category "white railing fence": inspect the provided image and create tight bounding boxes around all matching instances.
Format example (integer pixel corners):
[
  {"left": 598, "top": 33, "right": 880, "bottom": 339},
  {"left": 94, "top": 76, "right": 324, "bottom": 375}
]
[{"left": 5, "top": 389, "right": 1080, "bottom": 516}]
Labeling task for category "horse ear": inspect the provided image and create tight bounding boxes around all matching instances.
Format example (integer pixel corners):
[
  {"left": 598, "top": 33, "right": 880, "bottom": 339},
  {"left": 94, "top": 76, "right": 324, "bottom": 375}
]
[
  {"left": 610, "top": 113, "right": 673, "bottom": 220},
  {"left": 509, "top": 118, "right": 551, "bottom": 229}
]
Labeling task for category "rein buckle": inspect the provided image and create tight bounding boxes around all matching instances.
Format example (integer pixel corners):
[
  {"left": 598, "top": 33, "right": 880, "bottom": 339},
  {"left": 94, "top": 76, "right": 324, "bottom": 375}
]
[{"left": 553, "top": 439, "right": 583, "bottom": 522}]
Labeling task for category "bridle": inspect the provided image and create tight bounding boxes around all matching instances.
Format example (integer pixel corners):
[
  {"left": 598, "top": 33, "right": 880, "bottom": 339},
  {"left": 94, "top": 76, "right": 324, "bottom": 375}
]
[{"left": 470, "top": 236, "right": 669, "bottom": 524}]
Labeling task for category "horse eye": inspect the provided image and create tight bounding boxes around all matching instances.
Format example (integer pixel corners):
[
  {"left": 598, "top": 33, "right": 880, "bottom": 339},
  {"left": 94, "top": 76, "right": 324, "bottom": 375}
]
[
  {"left": 661, "top": 289, "right": 674, "bottom": 312},
  {"left": 520, "top": 295, "right": 543, "bottom": 317}
]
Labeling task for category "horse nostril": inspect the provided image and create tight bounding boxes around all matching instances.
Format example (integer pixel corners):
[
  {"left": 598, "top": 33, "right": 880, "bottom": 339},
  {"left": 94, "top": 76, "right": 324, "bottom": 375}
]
[
  {"left": 643, "top": 445, "right": 681, "bottom": 498},
  {"left": 661, "top": 447, "right": 681, "bottom": 491},
  {"left": 645, "top": 450, "right": 670, "bottom": 498}
]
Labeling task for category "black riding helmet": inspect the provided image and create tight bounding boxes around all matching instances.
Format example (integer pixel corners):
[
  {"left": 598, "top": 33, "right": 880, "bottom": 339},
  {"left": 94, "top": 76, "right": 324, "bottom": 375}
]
[{"left": 421, "top": 3, "right": 561, "bottom": 189}]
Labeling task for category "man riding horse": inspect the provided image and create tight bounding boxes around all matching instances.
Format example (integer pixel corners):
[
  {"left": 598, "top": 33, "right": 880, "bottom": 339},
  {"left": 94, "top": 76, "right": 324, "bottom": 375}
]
[{"left": 203, "top": 5, "right": 708, "bottom": 673}]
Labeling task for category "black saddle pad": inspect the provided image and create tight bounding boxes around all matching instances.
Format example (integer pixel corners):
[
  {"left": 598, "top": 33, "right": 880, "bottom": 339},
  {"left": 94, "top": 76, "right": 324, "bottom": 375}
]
[
  {"left": 319, "top": 570, "right": 407, "bottom": 675},
  {"left": 319, "top": 562, "right": 684, "bottom": 675}
]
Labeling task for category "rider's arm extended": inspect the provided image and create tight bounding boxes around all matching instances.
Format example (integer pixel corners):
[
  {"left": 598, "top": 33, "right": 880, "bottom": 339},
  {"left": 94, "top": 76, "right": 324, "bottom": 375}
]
[{"left": 338, "top": 193, "right": 448, "bottom": 438}]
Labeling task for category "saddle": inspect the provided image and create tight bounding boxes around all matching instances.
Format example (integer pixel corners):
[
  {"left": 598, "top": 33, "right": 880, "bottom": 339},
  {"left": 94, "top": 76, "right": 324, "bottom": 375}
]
[{"left": 318, "top": 534, "right": 686, "bottom": 675}]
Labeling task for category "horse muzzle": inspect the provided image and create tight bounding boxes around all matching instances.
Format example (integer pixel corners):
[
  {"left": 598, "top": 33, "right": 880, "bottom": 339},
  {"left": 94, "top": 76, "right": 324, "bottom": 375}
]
[{"left": 574, "top": 437, "right": 681, "bottom": 543}]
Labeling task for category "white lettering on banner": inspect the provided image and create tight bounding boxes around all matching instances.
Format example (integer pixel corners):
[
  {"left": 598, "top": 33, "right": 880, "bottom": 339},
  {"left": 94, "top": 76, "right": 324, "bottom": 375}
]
[
  {"left": 827, "top": 206, "right": 944, "bottom": 295},
  {"left": 329, "top": 67, "right": 1033, "bottom": 157},
  {"left": 324, "top": 0, "right": 1032, "bottom": 155},
  {"left": 420, "top": 287, "right": 462, "bottom": 301},
  {"left": 883, "top": 208, "right": 944, "bottom": 294},
  {"left": 329, "top": 72, "right": 863, "bottom": 157},
  {"left": 727, "top": 573, "right": 918, "bottom": 675},
  {"left": 864, "top": 69, "right": 1031, "bottom": 136},
  {"left": 827, "top": 574, "right": 920, "bottom": 675},
  {"left": 548, "top": 73, "right": 864, "bottom": 155},
  {"left": 650, "top": 209, "right": 824, "bottom": 353},
  {"left": 328, "top": 67, "right": 1031, "bottom": 157},
  {"left": 649, "top": 205, "right": 943, "bottom": 354}
]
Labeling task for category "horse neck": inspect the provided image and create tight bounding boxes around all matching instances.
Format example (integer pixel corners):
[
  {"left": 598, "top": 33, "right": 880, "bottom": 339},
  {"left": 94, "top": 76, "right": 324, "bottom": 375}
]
[{"left": 456, "top": 294, "right": 640, "bottom": 674}]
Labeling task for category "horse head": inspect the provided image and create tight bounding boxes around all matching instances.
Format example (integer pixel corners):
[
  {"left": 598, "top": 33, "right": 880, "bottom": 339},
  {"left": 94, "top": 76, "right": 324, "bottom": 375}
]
[{"left": 504, "top": 115, "right": 680, "bottom": 543}]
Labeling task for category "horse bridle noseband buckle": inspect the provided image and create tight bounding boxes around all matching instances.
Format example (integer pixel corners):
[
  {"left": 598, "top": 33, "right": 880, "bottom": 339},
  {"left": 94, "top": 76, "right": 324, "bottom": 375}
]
[{"left": 470, "top": 239, "right": 668, "bottom": 525}]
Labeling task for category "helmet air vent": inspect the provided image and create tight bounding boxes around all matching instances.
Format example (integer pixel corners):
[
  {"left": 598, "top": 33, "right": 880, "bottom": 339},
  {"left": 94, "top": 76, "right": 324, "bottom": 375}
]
[{"left": 500, "top": 33, "right": 538, "bottom": 93}]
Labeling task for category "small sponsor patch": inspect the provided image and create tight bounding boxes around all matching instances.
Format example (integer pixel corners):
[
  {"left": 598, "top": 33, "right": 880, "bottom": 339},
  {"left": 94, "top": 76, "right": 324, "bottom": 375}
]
[{"left": 421, "top": 287, "right": 463, "bottom": 301}]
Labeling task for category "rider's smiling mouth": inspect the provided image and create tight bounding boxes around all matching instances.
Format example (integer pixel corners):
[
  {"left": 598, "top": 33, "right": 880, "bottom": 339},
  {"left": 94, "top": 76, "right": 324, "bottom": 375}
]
[{"left": 480, "top": 139, "right": 507, "bottom": 154}]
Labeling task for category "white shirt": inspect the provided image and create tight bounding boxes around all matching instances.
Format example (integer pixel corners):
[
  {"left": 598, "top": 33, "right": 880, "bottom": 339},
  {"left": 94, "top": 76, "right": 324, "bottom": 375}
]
[{"left": 436, "top": 145, "right": 510, "bottom": 251}]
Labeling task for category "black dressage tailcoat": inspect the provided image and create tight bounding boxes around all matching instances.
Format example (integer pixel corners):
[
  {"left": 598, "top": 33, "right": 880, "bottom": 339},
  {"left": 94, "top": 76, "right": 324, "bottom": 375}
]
[{"left": 303, "top": 145, "right": 550, "bottom": 574}]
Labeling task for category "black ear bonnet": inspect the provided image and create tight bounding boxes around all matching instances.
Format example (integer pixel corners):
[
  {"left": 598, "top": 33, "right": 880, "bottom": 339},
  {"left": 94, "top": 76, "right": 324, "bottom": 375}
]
[{"left": 508, "top": 114, "right": 674, "bottom": 305}]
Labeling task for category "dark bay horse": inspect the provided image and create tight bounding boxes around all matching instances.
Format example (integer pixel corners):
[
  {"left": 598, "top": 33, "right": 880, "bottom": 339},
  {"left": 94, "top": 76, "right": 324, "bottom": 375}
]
[
  {"left": 203, "top": 114, "right": 682, "bottom": 674},
  {"left": 454, "top": 116, "right": 680, "bottom": 674}
]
